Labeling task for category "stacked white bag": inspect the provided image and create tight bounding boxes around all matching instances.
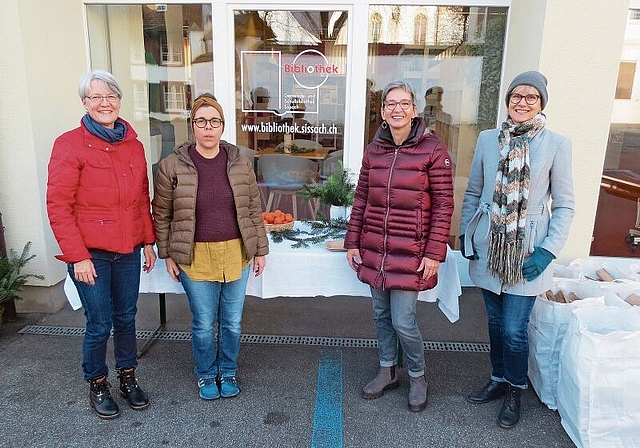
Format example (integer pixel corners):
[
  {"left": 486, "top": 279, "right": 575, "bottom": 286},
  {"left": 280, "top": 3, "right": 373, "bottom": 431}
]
[
  {"left": 538, "top": 258, "right": 640, "bottom": 448},
  {"left": 527, "top": 278, "right": 604, "bottom": 410},
  {"left": 556, "top": 305, "right": 640, "bottom": 448}
]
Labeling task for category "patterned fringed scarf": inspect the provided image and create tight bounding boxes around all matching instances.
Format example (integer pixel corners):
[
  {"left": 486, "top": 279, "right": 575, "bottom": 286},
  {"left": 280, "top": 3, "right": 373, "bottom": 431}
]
[{"left": 487, "top": 113, "right": 546, "bottom": 285}]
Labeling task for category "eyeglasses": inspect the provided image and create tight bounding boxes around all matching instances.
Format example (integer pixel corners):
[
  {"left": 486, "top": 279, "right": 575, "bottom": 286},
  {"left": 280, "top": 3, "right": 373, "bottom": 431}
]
[
  {"left": 193, "top": 117, "right": 224, "bottom": 128},
  {"left": 509, "top": 93, "right": 540, "bottom": 105},
  {"left": 86, "top": 95, "right": 120, "bottom": 104},
  {"left": 383, "top": 100, "right": 414, "bottom": 111}
]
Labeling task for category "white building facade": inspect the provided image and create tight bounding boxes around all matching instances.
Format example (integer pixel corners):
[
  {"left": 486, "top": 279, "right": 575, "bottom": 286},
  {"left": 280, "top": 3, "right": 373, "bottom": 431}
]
[{"left": 0, "top": 0, "right": 636, "bottom": 311}]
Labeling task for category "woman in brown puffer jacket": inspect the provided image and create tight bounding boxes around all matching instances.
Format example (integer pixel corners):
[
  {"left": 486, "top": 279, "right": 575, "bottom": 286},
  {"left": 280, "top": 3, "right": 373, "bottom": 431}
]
[
  {"left": 153, "top": 93, "right": 268, "bottom": 401},
  {"left": 345, "top": 79, "right": 454, "bottom": 412}
]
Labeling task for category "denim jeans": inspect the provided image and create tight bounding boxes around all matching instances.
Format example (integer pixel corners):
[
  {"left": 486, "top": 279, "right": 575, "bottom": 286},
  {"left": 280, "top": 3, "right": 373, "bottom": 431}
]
[
  {"left": 370, "top": 287, "right": 425, "bottom": 377},
  {"left": 481, "top": 289, "right": 536, "bottom": 389},
  {"left": 179, "top": 265, "right": 250, "bottom": 379},
  {"left": 68, "top": 246, "right": 141, "bottom": 381}
]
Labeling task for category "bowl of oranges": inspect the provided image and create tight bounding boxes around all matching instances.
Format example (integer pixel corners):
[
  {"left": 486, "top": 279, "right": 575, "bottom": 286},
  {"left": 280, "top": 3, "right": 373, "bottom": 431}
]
[{"left": 262, "top": 210, "right": 295, "bottom": 232}]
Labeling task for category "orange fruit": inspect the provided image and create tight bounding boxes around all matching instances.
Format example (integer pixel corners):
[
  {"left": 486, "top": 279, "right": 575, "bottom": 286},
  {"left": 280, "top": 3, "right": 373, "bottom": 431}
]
[
  {"left": 284, "top": 213, "right": 294, "bottom": 223},
  {"left": 273, "top": 216, "right": 284, "bottom": 224}
]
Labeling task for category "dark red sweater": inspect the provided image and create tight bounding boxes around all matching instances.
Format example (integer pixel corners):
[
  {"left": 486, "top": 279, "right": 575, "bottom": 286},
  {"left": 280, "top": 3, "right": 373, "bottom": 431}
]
[{"left": 189, "top": 146, "right": 241, "bottom": 242}]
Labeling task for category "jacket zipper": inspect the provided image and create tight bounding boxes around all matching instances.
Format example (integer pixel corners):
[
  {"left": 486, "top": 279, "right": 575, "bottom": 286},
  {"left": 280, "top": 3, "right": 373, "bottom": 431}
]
[{"left": 379, "top": 147, "right": 400, "bottom": 289}]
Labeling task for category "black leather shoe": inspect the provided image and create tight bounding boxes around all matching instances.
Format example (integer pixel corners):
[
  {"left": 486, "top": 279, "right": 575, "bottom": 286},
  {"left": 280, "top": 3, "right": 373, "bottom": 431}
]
[
  {"left": 466, "top": 380, "right": 508, "bottom": 404},
  {"left": 118, "top": 368, "right": 150, "bottom": 410},
  {"left": 89, "top": 376, "right": 120, "bottom": 419},
  {"left": 497, "top": 385, "right": 521, "bottom": 429}
]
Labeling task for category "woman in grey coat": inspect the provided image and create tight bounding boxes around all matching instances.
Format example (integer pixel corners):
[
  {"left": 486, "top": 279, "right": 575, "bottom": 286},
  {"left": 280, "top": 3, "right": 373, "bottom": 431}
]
[{"left": 459, "top": 71, "right": 574, "bottom": 429}]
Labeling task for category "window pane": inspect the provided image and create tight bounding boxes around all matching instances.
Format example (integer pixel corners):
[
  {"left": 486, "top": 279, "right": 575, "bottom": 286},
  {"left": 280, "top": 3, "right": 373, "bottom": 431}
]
[
  {"left": 591, "top": 9, "right": 640, "bottom": 256},
  {"left": 234, "top": 10, "right": 348, "bottom": 219},
  {"left": 86, "top": 4, "right": 213, "bottom": 182},
  {"left": 365, "top": 5, "right": 507, "bottom": 247},
  {"left": 234, "top": 10, "right": 348, "bottom": 156}
]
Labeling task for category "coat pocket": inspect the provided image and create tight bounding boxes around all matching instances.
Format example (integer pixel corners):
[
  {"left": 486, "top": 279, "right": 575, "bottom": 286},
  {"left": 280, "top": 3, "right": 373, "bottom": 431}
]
[{"left": 524, "top": 205, "right": 545, "bottom": 254}]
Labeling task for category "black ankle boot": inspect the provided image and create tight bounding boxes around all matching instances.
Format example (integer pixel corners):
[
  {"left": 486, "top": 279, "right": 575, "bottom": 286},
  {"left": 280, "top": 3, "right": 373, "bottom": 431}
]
[
  {"left": 89, "top": 375, "right": 120, "bottom": 419},
  {"left": 466, "top": 379, "right": 508, "bottom": 404},
  {"left": 497, "top": 385, "right": 521, "bottom": 429},
  {"left": 118, "top": 368, "right": 150, "bottom": 410}
]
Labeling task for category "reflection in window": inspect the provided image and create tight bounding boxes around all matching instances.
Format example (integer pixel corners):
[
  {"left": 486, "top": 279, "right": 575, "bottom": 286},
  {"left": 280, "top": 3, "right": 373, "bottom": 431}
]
[
  {"left": 86, "top": 4, "right": 213, "bottom": 181},
  {"left": 370, "top": 13, "right": 382, "bottom": 43},
  {"left": 365, "top": 5, "right": 507, "bottom": 246},
  {"left": 414, "top": 14, "right": 427, "bottom": 45},
  {"left": 591, "top": 9, "right": 640, "bottom": 256}
]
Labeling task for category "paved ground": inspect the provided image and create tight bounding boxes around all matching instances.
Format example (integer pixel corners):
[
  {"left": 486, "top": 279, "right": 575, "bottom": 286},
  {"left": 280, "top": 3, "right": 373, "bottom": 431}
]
[{"left": 0, "top": 288, "right": 576, "bottom": 448}]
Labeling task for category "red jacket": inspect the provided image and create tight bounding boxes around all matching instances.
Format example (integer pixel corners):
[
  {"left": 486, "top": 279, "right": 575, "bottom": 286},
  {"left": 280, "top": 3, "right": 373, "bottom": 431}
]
[
  {"left": 46, "top": 119, "right": 155, "bottom": 263},
  {"left": 344, "top": 117, "right": 454, "bottom": 291}
]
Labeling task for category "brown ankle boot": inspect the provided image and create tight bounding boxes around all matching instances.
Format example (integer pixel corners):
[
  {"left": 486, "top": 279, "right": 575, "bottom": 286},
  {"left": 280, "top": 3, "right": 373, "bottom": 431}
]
[
  {"left": 362, "top": 366, "right": 400, "bottom": 399},
  {"left": 408, "top": 374, "right": 428, "bottom": 412}
]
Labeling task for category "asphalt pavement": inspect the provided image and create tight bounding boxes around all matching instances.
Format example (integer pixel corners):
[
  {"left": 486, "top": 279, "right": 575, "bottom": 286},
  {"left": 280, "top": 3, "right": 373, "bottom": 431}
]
[{"left": 0, "top": 287, "right": 576, "bottom": 448}]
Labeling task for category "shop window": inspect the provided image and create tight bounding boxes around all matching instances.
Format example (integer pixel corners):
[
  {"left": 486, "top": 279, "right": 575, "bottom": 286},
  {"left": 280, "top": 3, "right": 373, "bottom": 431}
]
[
  {"left": 591, "top": 9, "right": 640, "bottom": 256},
  {"left": 364, "top": 5, "right": 507, "bottom": 247},
  {"left": 86, "top": 4, "right": 213, "bottom": 181}
]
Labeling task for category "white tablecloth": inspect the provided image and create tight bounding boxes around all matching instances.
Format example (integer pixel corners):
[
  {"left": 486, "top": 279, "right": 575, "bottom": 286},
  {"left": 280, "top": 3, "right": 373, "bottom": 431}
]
[{"left": 65, "top": 225, "right": 462, "bottom": 323}]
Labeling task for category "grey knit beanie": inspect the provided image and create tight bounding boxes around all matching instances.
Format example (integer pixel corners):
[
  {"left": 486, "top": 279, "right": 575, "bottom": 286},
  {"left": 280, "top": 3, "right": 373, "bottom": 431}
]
[{"left": 505, "top": 71, "right": 548, "bottom": 109}]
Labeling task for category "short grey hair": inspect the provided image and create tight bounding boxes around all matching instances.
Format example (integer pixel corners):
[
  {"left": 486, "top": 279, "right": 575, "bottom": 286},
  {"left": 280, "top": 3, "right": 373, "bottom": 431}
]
[
  {"left": 78, "top": 70, "right": 123, "bottom": 100},
  {"left": 381, "top": 79, "right": 417, "bottom": 105}
]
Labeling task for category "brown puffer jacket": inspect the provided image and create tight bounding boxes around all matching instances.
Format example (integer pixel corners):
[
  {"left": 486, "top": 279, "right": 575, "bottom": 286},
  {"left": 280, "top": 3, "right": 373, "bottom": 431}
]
[
  {"left": 152, "top": 141, "right": 268, "bottom": 265},
  {"left": 344, "top": 117, "right": 454, "bottom": 291}
]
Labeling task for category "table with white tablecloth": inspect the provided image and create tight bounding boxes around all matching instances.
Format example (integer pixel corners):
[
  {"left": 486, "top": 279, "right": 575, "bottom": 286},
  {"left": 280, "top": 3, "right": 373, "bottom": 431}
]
[{"left": 64, "top": 223, "right": 462, "bottom": 355}]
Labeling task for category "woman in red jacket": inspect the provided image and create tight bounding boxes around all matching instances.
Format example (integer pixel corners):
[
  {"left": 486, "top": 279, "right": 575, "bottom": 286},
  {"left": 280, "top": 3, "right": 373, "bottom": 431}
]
[
  {"left": 345, "top": 79, "right": 454, "bottom": 412},
  {"left": 46, "top": 70, "right": 156, "bottom": 420}
]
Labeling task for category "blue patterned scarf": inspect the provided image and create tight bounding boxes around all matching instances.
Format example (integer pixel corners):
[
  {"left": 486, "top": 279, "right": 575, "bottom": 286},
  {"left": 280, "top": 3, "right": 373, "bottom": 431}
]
[
  {"left": 82, "top": 114, "right": 127, "bottom": 143},
  {"left": 487, "top": 113, "right": 545, "bottom": 285}
]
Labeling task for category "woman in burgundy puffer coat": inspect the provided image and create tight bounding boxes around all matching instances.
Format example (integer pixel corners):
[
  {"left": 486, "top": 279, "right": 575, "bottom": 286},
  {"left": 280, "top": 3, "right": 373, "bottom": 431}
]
[{"left": 345, "top": 79, "right": 454, "bottom": 412}]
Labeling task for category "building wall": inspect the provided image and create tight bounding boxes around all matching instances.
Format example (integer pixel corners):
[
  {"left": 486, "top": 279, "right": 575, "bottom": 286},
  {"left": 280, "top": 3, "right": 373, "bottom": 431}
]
[
  {"left": 0, "top": 0, "right": 633, "bottom": 311},
  {"left": 0, "top": 0, "right": 88, "bottom": 311}
]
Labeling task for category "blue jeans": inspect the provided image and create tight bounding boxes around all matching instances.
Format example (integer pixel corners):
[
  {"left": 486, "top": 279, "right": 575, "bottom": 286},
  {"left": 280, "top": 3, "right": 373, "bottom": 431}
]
[
  {"left": 370, "top": 287, "right": 425, "bottom": 377},
  {"left": 69, "top": 247, "right": 141, "bottom": 381},
  {"left": 481, "top": 289, "right": 536, "bottom": 389},
  {"left": 179, "top": 265, "right": 250, "bottom": 379}
]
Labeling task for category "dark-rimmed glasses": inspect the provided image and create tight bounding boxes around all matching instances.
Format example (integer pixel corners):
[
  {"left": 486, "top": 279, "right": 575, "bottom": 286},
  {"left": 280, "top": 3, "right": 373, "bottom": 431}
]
[
  {"left": 86, "top": 94, "right": 120, "bottom": 104},
  {"left": 193, "top": 118, "right": 224, "bottom": 128},
  {"left": 509, "top": 93, "right": 540, "bottom": 105},
  {"left": 383, "top": 100, "right": 414, "bottom": 111}
]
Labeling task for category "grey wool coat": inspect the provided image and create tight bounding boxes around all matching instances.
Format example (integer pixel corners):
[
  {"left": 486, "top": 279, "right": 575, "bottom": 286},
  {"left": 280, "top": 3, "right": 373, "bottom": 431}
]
[
  {"left": 458, "top": 126, "right": 575, "bottom": 296},
  {"left": 152, "top": 141, "right": 268, "bottom": 266}
]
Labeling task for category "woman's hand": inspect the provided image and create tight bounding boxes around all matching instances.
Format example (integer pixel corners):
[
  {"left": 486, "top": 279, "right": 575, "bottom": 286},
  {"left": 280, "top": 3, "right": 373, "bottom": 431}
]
[
  {"left": 74, "top": 259, "right": 97, "bottom": 285},
  {"left": 142, "top": 244, "right": 157, "bottom": 273},
  {"left": 418, "top": 257, "right": 439, "bottom": 279},
  {"left": 346, "top": 248, "right": 361, "bottom": 272},
  {"left": 165, "top": 257, "right": 180, "bottom": 282},
  {"left": 253, "top": 256, "right": 266, "bottom": 277}
]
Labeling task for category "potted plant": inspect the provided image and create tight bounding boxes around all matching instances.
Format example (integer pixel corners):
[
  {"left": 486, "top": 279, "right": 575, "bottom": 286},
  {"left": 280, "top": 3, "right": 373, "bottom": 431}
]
[
  {"left": 0, "top": 242, "right": 43, "bottom": 326},
  {"left": 299, "top": 162, "right": 356, "bottom": 220}
]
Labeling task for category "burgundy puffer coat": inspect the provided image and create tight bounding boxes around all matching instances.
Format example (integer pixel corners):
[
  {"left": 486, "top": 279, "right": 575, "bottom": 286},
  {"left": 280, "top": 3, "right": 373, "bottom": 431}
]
[{"left": 344, "top": 117, "right": 454, "bottom": 291}]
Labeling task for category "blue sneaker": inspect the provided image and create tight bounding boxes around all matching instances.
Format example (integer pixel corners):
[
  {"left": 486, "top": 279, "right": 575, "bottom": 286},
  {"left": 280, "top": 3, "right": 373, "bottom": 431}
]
[
  {"left": 219, "top": 376, "right": 240, "bottom": 398},
  {"left": 198, "top": 378, "right": 219, "bottom": 400}
]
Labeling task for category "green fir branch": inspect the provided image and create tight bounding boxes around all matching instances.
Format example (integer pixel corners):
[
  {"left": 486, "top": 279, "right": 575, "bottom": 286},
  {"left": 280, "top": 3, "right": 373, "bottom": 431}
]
[{"left": 269, "top": 218, "right": 348, "bottom": 248}]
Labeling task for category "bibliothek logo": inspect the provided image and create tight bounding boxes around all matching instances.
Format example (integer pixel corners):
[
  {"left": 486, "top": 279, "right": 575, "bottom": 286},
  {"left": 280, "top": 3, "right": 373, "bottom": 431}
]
[{"left": 285, "top": 50, "right": 337, "bottom": 89}]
